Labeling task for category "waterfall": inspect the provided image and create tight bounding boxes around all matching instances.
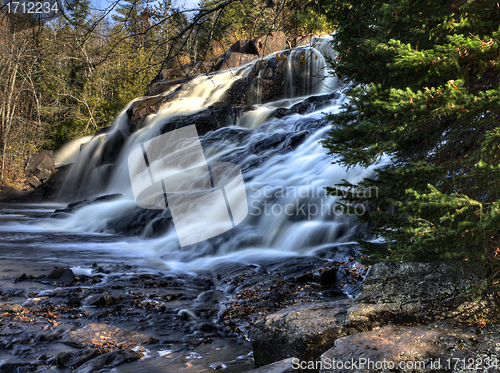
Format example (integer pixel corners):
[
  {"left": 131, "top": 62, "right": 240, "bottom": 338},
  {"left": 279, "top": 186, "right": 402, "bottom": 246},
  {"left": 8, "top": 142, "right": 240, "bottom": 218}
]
[{"left": 51, "top": 37, "right": 383, "bottom": 269}]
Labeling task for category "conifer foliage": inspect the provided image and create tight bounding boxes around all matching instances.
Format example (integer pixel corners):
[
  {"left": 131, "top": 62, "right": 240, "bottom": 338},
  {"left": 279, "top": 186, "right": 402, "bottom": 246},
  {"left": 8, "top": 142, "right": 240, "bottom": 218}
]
[{"left": 322, "top": 0, "right": 500, "bottom": 275}]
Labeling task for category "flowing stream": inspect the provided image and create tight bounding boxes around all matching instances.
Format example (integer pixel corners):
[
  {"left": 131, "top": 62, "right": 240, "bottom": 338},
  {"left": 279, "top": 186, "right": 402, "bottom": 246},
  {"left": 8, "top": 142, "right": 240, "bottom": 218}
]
[
  {"left": 0, "top": 37, "right": 387, "bottom": 372},
  {"left": 47, "top": 37, "right": 381, "bottom": 272}
]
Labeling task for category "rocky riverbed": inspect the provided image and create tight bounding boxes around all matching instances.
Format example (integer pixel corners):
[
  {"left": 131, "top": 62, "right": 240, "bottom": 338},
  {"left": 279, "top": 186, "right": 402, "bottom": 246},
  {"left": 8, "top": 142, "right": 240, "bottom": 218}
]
[
  {"left": 2, "top": 203, "right": 499, "bottom": 373},
  {"left": 0, "top": 203, "right": 366, "bottom": 372}
]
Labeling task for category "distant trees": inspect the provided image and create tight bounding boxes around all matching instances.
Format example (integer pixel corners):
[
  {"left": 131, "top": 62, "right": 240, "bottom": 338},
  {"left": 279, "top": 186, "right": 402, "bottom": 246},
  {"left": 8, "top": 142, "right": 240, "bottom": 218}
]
[
  {"left": 0, "top": 0, "right": 333, "bottom": 186},
  {"left": 0, "top": 16, "right": 43, "bottom": 183},
  {"left": 322, "top": 0, "right": 500, "bottom": 282}
]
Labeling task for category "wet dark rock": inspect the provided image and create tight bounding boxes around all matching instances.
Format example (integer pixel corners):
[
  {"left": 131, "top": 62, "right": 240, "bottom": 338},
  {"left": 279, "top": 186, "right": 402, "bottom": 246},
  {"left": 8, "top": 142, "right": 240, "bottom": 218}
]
[
  {"left": 62, "top": 323, "right": 157, "bottom": 348},
  {"left": 73, "top": 348, "right": 143, "bottom": 373},
  {"left": 43, "top": 268, "right": 75, "bottom": 284},
  {"left": 15, "top": 273, "right": 35, "bottom": 283},
  {"left": 104, "top": 205, "right": 173, "bottom": 237},
  {"left": 319, "top": 322, "right": 500, "bottom": 373},
  {"left": 40, "top": 163, "right": 72, "bottom": 201},
  {"left": 67, "top": 297, "right": 82, "bottom": 307},
  {"left": 274, "top": 92, "right": 341, "bottom": 119},
  {"left": 0, "top": 363, "right": 32, "bottom": 373},
  {"left": 55, "top": 194, "right": 122, "bottom": 213},
  {"left": 159, "top": 103, "right": 244, "bottom": 137},
  {"left": 245, "top": 357, "right": 303, "bottom": 373},
  {"left": 85, "top": 295, "right": 106, "bottom": 307},
  {"left": 127, "top": 95, "right": 166, "bottom": 133},
  {"left": 56, "top": 348, "right": 100, "bottom": 368},
  {"left": 95, "top": 130, "right": 125, "bottom": 167}
]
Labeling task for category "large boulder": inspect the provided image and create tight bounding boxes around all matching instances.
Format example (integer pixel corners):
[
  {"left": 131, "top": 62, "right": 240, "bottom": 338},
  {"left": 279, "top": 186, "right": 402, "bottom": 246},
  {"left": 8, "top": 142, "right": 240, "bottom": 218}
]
[
  {"left": 159, "top": 102, "right": 244, "bottom": 136},
  {"left": 226, "top": 54, "right": 288, "bottom": 105},
  {"left": 25, "top": 150, "right": 55, "bottom": 182},
  {"left": 229, "top": 39, "right": 257, "bottom": 54},
  {"left": 217, "top": 52, "right": 259, "bottom": 71},
  {"left": 251, "top": 31, "right": 287, "bottom": 57},
  {"left": 251, "top": 300, "right": 356, "bottom": 371},
  {"left": 347, "top": 260, "right": 496, "bottom": 327}
]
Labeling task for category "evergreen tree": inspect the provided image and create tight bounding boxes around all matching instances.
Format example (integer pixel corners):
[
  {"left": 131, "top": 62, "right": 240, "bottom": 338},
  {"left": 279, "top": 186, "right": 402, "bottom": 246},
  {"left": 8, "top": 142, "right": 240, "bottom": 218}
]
[
  {"left": 322, "top": 0, "right": 500, "bottom": 282},
  {"left": 112, "top": 0, "right": 152, "bottom": 47}
]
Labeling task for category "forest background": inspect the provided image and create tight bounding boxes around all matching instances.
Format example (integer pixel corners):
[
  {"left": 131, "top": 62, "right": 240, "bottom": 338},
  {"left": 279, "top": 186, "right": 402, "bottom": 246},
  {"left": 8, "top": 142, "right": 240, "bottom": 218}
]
[{"left": 0, "top": 0, "right": 330, "bottom": 187}]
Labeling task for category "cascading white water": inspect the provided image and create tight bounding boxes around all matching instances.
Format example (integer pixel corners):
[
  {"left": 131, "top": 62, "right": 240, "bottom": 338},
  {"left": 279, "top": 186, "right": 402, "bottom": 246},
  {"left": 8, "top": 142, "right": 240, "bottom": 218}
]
[{"left": 50, "top": 37, "right": 382, "bottom": 270}]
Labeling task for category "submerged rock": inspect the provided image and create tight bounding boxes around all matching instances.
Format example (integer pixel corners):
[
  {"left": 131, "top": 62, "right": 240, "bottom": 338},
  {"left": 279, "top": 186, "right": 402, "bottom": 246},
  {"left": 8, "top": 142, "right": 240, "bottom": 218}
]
[
  {"left": 55, "top": 194, "right": 122, "bottom": 213},
  {"left": 73, "top": 348, "right": 143, "bottom": 373},
  {"left": 0, "top": 303, "right": 23, "bottom": 313},
  {"left": 56, "top": 349, "right": 100, "bottom": 369},
  {"left": 62, "top": 323, "right": 157, "bottom": 348}
]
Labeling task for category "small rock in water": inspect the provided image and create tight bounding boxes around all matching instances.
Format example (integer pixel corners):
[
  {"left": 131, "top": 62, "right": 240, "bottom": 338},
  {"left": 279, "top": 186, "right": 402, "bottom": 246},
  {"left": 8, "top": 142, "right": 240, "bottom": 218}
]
[
  {"left": 67, "top": 297, "right": 82, "bottom": 307},
  {"left": 158, "top": 349, "right": 173, "bottom": 357},
  {"left": 187, "top": 351, "right": 203, "bottom": 359},
  {"left": 44, "top": 268, "right": 75, "bottom": 284},
  {"left": 0, "top": 303, "right": 23, "bottom": 313},
  {"left": 14, "top": 273, "right": 35, "bottom": 283},
  {"left": 84, "top": 295, "right": 106, "bottom": 307},
  {"left": 210, "top": 362, "right": 228, "bottom": 370}
]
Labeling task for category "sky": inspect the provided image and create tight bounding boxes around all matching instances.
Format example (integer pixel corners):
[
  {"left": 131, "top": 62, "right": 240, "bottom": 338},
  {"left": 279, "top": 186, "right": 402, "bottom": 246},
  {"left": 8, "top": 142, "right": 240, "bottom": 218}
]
[{"left": 89, "top": 0, "right": 201, "bottom": 17}]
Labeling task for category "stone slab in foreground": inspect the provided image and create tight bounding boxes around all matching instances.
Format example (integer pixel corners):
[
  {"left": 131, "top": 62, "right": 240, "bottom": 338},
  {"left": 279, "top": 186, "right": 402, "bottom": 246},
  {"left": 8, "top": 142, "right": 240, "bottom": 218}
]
[
  {"left": 251, "top": 260, "right": 498, "bottom": 372},
  {"left": 244, "top": 357, "right": 303, "bottom": 373},
  {"left": 320, "top": 322, "right": 500, "bottom": 372},
  {"left": 252, "top": 300, "right": 356, "bottom": 369}
]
